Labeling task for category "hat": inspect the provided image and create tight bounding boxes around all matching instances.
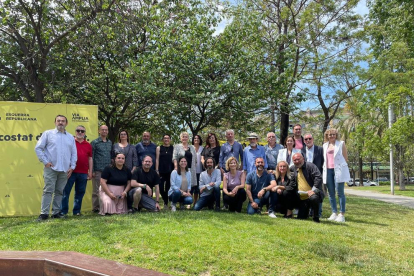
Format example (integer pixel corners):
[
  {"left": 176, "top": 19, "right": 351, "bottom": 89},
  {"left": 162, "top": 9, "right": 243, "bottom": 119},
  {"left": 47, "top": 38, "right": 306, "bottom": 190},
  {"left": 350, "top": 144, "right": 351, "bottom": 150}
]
[{"left": 247, "top": 132, "right": 259, "bottom": 139}]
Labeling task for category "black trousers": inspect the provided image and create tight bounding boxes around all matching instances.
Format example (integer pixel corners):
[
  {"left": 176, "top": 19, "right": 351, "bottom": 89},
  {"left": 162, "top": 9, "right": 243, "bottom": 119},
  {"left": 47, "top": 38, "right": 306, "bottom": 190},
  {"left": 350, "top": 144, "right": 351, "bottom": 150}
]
[
  {"left": 223, "top": 189, "right": 246, "bottom": 212},
  {"left": 297, "top": 194, "right": 320, "bottom": 219},
  {"left": 159, "top": 172, "right": 171, "bottom": 205},
  {"left": 277, "top": 189, "right": 297, "bottom": 212}
]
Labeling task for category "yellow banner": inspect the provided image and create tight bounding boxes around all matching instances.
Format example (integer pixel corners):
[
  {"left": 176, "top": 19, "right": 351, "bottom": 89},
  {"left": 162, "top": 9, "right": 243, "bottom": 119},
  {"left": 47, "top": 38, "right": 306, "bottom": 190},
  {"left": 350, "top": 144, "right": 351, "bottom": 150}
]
[{"left": 0, "top": 102, "right": 98, "bottom": 216}]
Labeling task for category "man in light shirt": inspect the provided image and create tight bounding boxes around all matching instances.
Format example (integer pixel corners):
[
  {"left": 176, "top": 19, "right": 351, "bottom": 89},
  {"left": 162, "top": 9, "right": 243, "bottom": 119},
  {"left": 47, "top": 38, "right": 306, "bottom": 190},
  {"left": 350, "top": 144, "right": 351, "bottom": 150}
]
[
  {"left": 194, "top": 157, "right": 221, "bottom": 211},
  {"left": 35, "top": 115, "right": 77, "bottom": 221}
]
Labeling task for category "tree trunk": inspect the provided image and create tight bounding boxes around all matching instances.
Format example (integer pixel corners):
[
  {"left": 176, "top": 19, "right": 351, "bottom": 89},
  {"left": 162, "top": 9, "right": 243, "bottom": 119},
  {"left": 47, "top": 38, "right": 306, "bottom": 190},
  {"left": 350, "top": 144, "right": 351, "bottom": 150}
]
[
  {"left": 358, "top": 156, "right": 363, "bottom": 186},
  {"left": 279, "top": 102, "right": 290, "bottom": 145}
]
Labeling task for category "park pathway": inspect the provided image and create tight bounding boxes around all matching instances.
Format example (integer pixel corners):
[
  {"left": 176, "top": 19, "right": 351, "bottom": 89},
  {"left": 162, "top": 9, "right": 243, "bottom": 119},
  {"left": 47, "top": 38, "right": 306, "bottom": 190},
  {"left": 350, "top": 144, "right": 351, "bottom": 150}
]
[{"left": 345, "top": 189, "right": 414, "bottom": 209}]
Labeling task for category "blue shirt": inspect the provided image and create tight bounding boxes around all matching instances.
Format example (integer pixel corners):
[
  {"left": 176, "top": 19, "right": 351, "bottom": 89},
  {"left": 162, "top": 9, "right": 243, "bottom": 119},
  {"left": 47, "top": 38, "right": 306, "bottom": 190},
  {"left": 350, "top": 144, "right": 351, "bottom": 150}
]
[
  {"left": 168, "top": 170, "right": 192, "bottom": 196},
  {"left": 199, "top": 169, "right": 221, "bottom": 197},
  {"left": 243, "top": 145, "right": 267, "bottom": 174},
  {"left": 135, "top": 142, "right": 157, "bottom": 168},
  {"left": 264, "top": 144, "right": 284, "bottom": 170},
  {"left": 246, "top": 170, "right": 275, "bottom": 198},
  {"left": 35, "top": 128, "right": 77, "bottom": 172},
  {"left": 219, "top": 141, "right": 244, "bottom": 169}
]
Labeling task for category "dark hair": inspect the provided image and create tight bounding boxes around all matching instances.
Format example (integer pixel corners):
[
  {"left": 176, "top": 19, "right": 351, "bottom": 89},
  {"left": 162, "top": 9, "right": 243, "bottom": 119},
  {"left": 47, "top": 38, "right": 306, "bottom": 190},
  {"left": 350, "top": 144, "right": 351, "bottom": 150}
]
[
  {"left": 142, "top": 155, "right": 153, "bottom": 163},
  {"left": 162, "top": 134, "right": 171, "bottom": 140},
  {"left": 112, "top": 152, "right": 127, "bottom": 171},
  {"left": 293, "top": 124, "right": 302, "bottom": 129},
  {"left": 204, "top": 157, "right": 216, "bottom": 168},
  {"left": 205, "top": 133, "right": 220, "bottom": 148},
  {"left": 192, "top": 134, "right": 203, "bottom": 146},
  {"left": 117, "top": 129, "right": 129, "bottom": 143},
  {"left": 55, "top": 115, "right": 68, "bottom": 122},
  {"left": 176, "top": 156, "right": 189, "bottom": 172},
  {"left": 284, "top": 136, "right": 295, "bottom": 147}
]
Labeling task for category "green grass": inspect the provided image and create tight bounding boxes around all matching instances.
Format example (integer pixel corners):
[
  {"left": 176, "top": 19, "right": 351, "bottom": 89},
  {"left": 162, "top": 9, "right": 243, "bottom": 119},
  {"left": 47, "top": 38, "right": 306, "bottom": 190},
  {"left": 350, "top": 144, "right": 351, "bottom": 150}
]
[
  {"left": 349, "top": 185, "right": 414, "bottom": 198},
  {"left": 1, "top": 196, "right": 414, "bottom": 276}
]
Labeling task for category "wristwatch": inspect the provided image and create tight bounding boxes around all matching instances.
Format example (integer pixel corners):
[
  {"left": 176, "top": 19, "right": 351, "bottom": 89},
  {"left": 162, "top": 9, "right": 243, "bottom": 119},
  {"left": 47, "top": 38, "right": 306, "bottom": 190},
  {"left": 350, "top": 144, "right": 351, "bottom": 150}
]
[{"left": 262, "top": 188, "right": 267, "bottom": 192}]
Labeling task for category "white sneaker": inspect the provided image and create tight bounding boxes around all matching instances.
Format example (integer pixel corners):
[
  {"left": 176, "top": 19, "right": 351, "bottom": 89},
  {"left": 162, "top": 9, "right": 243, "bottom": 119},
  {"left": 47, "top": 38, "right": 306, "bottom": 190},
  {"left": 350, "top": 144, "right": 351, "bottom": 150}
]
[
  {"left": 293, "top": 209, "right": 299, "bottom": 215},
  {"left": 328, "top": 213, "right": 338, "bottom": 221},
  {"left": 171, "top": 205, "right": 176, "bottom": 212},
  {"left": 268, "top": 212, "right": 277, "bottom": 218},
  {"left": 335, "top": 214, "right": 345, "bottom": 223}
]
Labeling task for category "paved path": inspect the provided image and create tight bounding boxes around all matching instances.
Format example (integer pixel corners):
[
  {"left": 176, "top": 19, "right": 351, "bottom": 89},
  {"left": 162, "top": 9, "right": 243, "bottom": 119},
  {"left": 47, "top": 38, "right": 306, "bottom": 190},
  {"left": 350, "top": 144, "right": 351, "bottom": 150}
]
[{"left": 344, "top": 189, "right": 414, "bottom": 209}]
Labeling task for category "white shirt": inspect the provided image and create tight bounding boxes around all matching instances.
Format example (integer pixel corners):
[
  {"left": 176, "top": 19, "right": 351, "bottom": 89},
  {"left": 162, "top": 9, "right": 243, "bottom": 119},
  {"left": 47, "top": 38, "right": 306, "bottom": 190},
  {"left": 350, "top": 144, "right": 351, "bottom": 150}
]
[{"left": 306, "top": 145, "right": 314, "bottom": 163}]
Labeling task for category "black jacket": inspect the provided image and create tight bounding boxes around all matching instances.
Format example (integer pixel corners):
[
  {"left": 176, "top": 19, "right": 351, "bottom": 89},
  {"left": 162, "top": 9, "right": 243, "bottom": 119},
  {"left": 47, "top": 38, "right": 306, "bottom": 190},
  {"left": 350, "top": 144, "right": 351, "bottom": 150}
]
[
  {"left": 291, "top": 162, "right": 324, "bottom": 201},
  {"left": 301, "top": 145, "right": 324, "bottom": 174}
]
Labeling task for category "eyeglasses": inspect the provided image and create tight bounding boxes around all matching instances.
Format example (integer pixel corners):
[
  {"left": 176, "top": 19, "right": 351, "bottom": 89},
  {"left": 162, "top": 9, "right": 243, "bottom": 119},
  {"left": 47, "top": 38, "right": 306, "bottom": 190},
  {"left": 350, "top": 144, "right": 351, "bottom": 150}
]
[
  {"left": 76, "top": 129, "right": 85, "bottom": 133},
  {"left": 304, "top": 138, "right": 312, "bottom": 141},
  {"left": 120, "top": 133, "right": 127, "bottom": 136},
  {"left": 268, "top": 136, "right": 275, "bottom": 138},
  {"left": 328, "top": 134, "right": 337, "bottom": 137}
]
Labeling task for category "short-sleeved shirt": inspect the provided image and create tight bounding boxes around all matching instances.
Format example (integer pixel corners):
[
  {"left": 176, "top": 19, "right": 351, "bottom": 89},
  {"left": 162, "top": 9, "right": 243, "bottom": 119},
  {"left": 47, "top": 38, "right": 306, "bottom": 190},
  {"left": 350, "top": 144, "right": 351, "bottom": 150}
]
[
  {"left": 201, "top": 146, "right": 220, "bottom": 167},
  {"left": 246, "top": 170, "right": 275, "bottom": 199},
  {"left": 73, "top": 139, "right": 92, "bottom": 174},
  {"left": 224, "top": 170, "right": 243, "bottom": 190},
  {"left": 132, "top": 167, "right": 161, "bottom": 194},
  {"left": 101, "top": 166, "right": 132, "bottom": 186}
]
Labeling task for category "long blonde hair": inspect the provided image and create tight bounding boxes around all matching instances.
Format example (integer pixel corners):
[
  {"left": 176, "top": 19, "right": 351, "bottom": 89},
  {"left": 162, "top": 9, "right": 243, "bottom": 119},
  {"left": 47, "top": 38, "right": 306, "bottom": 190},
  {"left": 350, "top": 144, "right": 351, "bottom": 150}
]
[{"left": 274, "top": 161, "right": 291, "bottom": 179}]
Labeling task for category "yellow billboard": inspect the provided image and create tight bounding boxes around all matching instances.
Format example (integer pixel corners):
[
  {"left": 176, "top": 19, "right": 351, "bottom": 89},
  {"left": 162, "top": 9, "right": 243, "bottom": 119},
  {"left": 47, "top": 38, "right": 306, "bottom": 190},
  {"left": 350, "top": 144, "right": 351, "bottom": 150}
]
[{"left": 0, "top": 102, "right": 98, "bottom": 216}]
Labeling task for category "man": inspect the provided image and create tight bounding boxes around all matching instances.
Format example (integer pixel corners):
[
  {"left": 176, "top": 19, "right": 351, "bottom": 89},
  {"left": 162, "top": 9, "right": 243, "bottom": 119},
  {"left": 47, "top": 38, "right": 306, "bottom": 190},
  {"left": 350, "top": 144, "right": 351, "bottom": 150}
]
[
  {"left": 243, "top": 132, "right": 268, "bottom": 174},
  {"left": 61, "top": 125, "right": 93, "bottom": 216},
  {"left": 194, "top": 157, "right": 221, "bottom": 211},
  {"left": 135, "top": 131, "right": 157, "bottom": 169},
  {"left": 245, "top": 157, "right": 278, "bottom": 217},
  {"left": 293, "top": 124, "right": 305, "bottom": 150},
  {"left": 302, "top": 133, "right": 324, "bottom": 174},
  {"left": 265, "top": 132, "right": 284, "bottom": 174},
  {"left": 128, "top": 155, "right": 161, "bottom": 212},
  {"left": 91, "top": 125, "right": 112, "bottom": 213},
  {"left": 35, "top": 115, "right": 77, "bottom": 221},
  {"left": 302, "top": 133, "right": 325, "bottom": 217},
  {"left": 219, "top": 129, "right": 244, "bottom": 173},
  {"left": 291, "top": 153, "right": 324, "bottom": 223}
]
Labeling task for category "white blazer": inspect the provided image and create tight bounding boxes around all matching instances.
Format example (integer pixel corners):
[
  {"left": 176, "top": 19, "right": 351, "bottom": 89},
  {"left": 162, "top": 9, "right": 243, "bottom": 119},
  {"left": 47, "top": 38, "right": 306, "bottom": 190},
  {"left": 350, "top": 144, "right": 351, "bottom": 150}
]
[
  {"left": 322, "top": 140, "right": 351, "bottom": 184},
  {"left": 277, "top": 148, "right": 301, "bottom": 167}
]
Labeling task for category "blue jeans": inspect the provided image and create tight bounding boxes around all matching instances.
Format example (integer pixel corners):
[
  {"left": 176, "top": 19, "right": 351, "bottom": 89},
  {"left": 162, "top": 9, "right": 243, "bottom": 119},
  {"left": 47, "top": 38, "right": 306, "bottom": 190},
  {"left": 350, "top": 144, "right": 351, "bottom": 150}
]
[
  {"left": 169, "top": 190, "right": 193, "bottom": 205},
  {"left": 193, "top": 186, "right": 221, "bottom": 211},
  {"left": 61, "top": 172, "right": 88, "bottom": 215},
  {"left": 247, "top": 191, "right": 278, "bottom": 215},
  {"left": 326, "top": 168, "right": 346, "bottom": 213}
]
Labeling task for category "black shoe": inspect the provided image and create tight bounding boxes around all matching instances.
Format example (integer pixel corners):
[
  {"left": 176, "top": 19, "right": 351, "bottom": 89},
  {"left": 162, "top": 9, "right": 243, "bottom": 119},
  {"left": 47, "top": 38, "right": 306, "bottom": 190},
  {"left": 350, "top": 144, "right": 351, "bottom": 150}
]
[
  {"left": 51, "top": 213, "right": 66, "bottom": 219},
  {"left": 313, "top": 217, "right": 320, "bottom": 223},
  {"left": 92, "top": 209, "right": 99, "bottom": 213},
  {"left": 284, "top": 214, "right": 293, "bottom": 219},
  {"left": 37, "top": 214, "right": 49, "bottom": 222}
]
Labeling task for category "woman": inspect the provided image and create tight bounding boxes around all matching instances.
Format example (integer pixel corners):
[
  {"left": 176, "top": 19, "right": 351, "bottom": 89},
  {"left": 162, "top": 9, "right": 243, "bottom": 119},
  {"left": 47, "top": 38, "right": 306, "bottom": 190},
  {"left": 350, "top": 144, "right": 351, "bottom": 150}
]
[
  {"left": 112, "top": 130, "right": 138, "bottom": 172},
  {"left": 99, "top": 153, "right": 131, "bottom": 215},
  {"left": 201, "top": 133, "right": 220, "bottom": 168},
  {"left": 222, "top": 157, "right": 246, "bottom": 213},
  {"left": 192, "top": 134, "right": 204, "bottom": 205},
  {"left": 168, "top": 156, "right": 193, "bottom": 211},
  {"left": 155, "top": 134, "right": 174, "bottom": 209},
  {"left": 322, "top": 128, "right": 350, "bottom": 223},
  {"left": 172, "top": 132, "right": 197, "bottom": 194},
  {"left": 271, "top": 161, "right": 297, "bottom": 218},
  {"left": 277, "top": 136, "right": 301, "bottom": 167}
]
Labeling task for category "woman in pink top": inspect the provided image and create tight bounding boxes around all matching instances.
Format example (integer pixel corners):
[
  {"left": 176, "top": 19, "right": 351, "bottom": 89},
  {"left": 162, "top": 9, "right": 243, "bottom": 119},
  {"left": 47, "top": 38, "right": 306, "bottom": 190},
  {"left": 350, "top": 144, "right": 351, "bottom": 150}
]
[
  {"left": 322, "top": 128, "right": 350, "bottom": 223},
  {"left": 222, "top": 157, "right": 246, "bottom": 213}
]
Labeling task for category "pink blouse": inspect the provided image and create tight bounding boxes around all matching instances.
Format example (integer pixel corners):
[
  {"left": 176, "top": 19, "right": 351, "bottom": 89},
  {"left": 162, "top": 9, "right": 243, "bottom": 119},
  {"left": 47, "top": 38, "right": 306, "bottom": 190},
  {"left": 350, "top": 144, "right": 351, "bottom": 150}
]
[
  {"left": 326, "top": 149, "right": 335, "bottom": 169},
  {"left": 225, "top": 170, "right": 243, "bottom": 190}
]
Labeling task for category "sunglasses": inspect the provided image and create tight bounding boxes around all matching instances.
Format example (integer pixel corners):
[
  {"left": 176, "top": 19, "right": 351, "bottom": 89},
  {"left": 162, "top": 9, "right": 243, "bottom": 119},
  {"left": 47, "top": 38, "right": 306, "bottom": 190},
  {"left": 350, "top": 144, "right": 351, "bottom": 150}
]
[
  {"left": 304, "top": 138, "right": 312, "bottom": 141},
  {"left": 76, "top": 129, "right": 85, "bottom": 133}
]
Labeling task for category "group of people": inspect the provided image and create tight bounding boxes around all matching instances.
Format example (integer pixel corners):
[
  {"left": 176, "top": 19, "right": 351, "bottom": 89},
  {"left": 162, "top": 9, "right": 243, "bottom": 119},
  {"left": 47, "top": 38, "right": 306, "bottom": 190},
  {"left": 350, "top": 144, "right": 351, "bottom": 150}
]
[{"left": 35, "top": 116, "right": 350, "bottom": 223}]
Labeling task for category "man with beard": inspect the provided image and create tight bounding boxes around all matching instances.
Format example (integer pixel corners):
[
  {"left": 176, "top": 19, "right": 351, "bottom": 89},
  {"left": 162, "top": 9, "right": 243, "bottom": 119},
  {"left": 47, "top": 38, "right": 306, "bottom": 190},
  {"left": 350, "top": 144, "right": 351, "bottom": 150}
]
[
  {"left": 293, "top": 124, "right": 305, "bottom": 150},
  {"left": 291, "top": 153, "right": 324, "bottom": 223},
  {"left": 135, "top": 131, "right": 157, "bottom": 170},
  {"left": 243, "top": 132, "right": 268, "bottom": 175},
  {"left": 61, "top": 125, "right": 93, "bottom": 216},
  {"left": 128, "top": 155, "right": 161, "bottom": 212},
  {"left": 35, "top": 115, "right": 77, "bottom": 221},
  {"left": 194, "top": 157, "right": 222, "bottom": 211},
  {"left": 245, "top": 157, "right": 278, "bottom": 217}
]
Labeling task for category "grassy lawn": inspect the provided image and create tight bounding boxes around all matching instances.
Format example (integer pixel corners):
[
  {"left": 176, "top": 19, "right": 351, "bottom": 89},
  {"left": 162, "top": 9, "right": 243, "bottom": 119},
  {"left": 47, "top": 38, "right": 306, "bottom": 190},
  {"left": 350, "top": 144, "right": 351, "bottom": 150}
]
[
  {"left": 348, "top": 185, "right": 414, "bottom": 198},
  {"left": 1, "top": 196, "right": 414, "bottom": 276}
]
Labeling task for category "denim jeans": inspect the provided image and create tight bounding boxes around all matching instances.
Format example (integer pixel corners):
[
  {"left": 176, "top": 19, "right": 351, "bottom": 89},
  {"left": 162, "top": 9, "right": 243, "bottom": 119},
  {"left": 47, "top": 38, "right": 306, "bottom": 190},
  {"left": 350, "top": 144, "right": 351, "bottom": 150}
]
[
  {"left": 247, "top": 191, "right": 278, "bottom": 215},
  {"left": 193, "top": 186, "right": 221, "bottom": 211},
  {"left": 61, "top": 172, "right": 88, "bottom": 215},
  {"left": 169, "top": 190, "right": 193, "bottom": 205},
  {"left": 326, "top": 168, "right": 346, "bottom": 213}
]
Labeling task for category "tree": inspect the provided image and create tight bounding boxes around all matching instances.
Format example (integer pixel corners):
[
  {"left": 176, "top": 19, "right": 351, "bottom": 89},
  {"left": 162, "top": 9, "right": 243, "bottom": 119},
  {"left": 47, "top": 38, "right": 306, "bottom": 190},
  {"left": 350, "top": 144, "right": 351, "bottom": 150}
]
[{"left": 0, "top": 0, "right": 117, "bottom": 103}]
